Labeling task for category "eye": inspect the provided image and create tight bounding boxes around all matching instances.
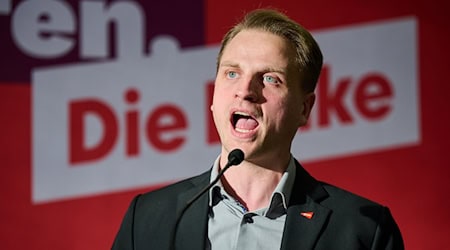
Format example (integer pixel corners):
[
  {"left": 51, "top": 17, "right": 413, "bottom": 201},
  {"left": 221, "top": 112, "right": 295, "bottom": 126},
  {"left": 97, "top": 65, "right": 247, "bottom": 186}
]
[
  {"left": 226, "top": 71, "right": 238, "bottom": 79},
  {"left": 263, "top": 75, "right": 280, "bottom": 84}
]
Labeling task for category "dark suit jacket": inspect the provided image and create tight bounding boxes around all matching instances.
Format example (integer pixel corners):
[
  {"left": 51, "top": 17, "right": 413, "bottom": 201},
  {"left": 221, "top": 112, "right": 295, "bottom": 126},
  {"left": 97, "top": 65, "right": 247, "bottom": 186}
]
[{"left": 112, "top": 162, "right": 404, "bottom": 249}]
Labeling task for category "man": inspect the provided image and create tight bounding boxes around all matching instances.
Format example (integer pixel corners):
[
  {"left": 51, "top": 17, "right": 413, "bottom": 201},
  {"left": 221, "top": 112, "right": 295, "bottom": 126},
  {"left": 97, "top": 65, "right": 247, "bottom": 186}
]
[{"left": 112, "top": 9, "right": 404, "bottom": 250}]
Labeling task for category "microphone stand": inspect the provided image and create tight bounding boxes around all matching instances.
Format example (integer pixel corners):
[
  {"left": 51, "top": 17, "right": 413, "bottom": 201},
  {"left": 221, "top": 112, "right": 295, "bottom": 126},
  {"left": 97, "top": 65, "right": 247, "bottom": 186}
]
[{"left": 170, "top": 149, "right": 244, "bottom": 250}]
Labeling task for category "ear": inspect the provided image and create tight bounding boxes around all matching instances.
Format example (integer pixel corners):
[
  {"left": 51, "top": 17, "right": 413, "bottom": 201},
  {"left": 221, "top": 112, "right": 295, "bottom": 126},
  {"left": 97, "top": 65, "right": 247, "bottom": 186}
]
[{"left": 299, "top": 92, "right": 315, "bottom": 126}]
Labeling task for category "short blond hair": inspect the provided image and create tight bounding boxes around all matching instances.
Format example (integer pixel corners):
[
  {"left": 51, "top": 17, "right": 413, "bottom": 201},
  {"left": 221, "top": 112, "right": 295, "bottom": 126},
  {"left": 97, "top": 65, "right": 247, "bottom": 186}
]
[{"left": 217, "top": 9, "right": 323, "bottom": 93}]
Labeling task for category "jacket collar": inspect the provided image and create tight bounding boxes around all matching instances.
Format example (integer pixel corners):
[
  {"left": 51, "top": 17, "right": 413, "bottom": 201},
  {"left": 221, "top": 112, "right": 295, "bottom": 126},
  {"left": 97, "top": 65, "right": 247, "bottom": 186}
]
[
  {"left": 174, "top": 160, "right": 331, "bottom": 250},
  {"left": 174, "top": 171, "right": 211, "bottom": 250},
  {"left": 280, "top": 161, "right": 331, "bottom": 250}
]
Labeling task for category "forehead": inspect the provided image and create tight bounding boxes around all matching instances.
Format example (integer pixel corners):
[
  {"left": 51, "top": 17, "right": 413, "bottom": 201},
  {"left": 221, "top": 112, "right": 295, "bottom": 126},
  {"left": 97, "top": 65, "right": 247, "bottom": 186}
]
[{"left": 220, "top": 29, "right": 296, "bottom": 70}]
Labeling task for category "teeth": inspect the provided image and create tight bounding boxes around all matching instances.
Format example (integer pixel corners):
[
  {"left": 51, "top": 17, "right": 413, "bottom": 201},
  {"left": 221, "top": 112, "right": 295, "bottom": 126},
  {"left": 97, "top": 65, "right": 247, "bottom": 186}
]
[
  {"left": 235, "top": 128, "right": 251, "bottom": 133},
  {"left": 232, "top": 111, "right": 251, "bottom": 127},
  {"left": 234, "top": 111, "right": 250, "bottom": 116}
]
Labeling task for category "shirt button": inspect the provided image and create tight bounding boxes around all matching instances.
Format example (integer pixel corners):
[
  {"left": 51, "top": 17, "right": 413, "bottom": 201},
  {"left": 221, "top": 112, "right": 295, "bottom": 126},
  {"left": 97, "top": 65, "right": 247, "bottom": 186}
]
[{"left": 243, "top": 214, "right": 254, "bottom": 224}]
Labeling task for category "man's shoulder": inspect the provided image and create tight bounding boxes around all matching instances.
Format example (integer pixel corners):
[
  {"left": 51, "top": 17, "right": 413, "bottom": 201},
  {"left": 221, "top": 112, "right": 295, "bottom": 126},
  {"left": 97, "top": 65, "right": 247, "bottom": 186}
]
[
  {"left": 313, "top": 182, "right": 403, "bottom": 248},
  {"left": 320, "top": 182, "right": 382, "bottom": 208},
  {"left": 318, "top": 181, "right": 393, "bottom": 228},
  {"left": 294, "top": 161, "right": 385, "bottom": 210},
  {"left": 136, "top": 170, "right": 211, "bottom": 207}
]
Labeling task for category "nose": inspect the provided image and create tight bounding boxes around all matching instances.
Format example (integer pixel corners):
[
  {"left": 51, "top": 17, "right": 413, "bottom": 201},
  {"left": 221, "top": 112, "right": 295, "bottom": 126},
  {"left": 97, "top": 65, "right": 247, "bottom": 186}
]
[{"left": 235, "top": 76, "right": 261, "bottom": 102}]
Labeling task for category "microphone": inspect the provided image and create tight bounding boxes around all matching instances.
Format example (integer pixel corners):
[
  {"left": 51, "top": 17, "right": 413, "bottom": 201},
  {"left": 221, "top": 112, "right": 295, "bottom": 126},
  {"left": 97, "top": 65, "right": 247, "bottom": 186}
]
[
  {"left": 187, "top": 148, "right": 244, "bottom": 205},
  {"left": 171, "top": 149, "right": 244, "bottom": 249}
]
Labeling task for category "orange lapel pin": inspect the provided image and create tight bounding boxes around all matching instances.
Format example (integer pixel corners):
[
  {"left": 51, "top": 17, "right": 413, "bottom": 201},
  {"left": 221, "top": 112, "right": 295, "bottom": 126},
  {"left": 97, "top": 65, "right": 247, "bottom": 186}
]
[{"left": 300, "top": 211, "right": 314, "bottom": 219}]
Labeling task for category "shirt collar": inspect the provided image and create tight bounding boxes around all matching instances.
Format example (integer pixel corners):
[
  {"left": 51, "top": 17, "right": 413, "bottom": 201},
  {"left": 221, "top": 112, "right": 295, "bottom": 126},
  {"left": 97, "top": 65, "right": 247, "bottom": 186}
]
[
  {"left": 208, "top": 155, "right": 297, "bottom": 217},
  {"left": 208, "top": 155, "right": 225, "bottom": 207}
]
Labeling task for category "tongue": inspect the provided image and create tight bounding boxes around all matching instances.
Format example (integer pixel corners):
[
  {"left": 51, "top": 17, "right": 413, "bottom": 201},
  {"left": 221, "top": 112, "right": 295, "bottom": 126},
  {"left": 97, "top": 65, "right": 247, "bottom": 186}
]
[{"left": 235, "top": 117, "right": 258, "bottom": 130}]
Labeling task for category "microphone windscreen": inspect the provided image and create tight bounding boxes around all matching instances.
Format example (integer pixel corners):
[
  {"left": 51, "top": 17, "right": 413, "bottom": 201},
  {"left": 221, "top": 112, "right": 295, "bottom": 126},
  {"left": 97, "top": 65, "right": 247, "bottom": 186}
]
[{"left": 227, "top": 149, "right": 245, "bottom": 166}]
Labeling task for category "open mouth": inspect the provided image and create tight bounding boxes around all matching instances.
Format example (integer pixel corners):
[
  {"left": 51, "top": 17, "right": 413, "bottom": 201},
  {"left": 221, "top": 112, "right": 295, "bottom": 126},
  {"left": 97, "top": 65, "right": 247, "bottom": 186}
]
[{"left": 231, "top": 111, "right": 259, "bottom": 133}]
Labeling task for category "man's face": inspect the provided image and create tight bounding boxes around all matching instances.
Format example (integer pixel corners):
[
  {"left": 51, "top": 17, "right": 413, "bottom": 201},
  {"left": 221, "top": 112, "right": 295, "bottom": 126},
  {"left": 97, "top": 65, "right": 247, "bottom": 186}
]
[{"left": 211, "top": 29, "right": 315, "bottom": 164}]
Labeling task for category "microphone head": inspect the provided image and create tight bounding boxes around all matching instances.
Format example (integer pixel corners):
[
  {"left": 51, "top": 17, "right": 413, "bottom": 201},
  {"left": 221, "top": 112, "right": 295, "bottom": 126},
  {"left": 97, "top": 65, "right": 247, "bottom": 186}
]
[{"left": 228, "top": 149, "right": 245, "bottom": 166}]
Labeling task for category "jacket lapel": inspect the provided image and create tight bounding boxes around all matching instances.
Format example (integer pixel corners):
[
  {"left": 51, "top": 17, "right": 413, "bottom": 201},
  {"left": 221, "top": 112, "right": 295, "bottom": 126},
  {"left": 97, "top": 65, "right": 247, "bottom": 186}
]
[
  {"left": 280, "top": 162, "right": 331, "bottom": 250},
  {"left": 281, "top": 200, "right": 331, "bottom": 249},
  {"left": 170, "top": 163, "right": 331, "bottom": 250},
  {"left": 174, "top": 171, "right": 211, "bottom": 249}
]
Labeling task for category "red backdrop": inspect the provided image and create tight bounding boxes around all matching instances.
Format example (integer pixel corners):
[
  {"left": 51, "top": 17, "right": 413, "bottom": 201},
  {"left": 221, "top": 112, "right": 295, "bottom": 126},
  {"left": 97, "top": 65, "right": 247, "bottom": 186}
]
[{"left": 1, "top": 0, "right": 449, "bottom": 249}]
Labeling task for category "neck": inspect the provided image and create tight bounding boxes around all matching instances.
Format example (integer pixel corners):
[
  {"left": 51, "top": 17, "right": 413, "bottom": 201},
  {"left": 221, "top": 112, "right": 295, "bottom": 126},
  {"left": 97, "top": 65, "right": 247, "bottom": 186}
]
[{"left": 220, "top": 156, "right": 290, "bottom": 211}]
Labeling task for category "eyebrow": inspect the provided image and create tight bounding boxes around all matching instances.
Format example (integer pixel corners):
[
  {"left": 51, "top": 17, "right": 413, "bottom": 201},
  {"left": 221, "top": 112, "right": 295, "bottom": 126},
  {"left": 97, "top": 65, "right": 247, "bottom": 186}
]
[
  {"left": 219, "top": 61, "right": 240, "bottom": 69},
  {"left": 219, "top": 61, "right": 287, "bottom": 75},
  {"left": 263, "top": 67, "right": 287, "bottom": 75}
]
